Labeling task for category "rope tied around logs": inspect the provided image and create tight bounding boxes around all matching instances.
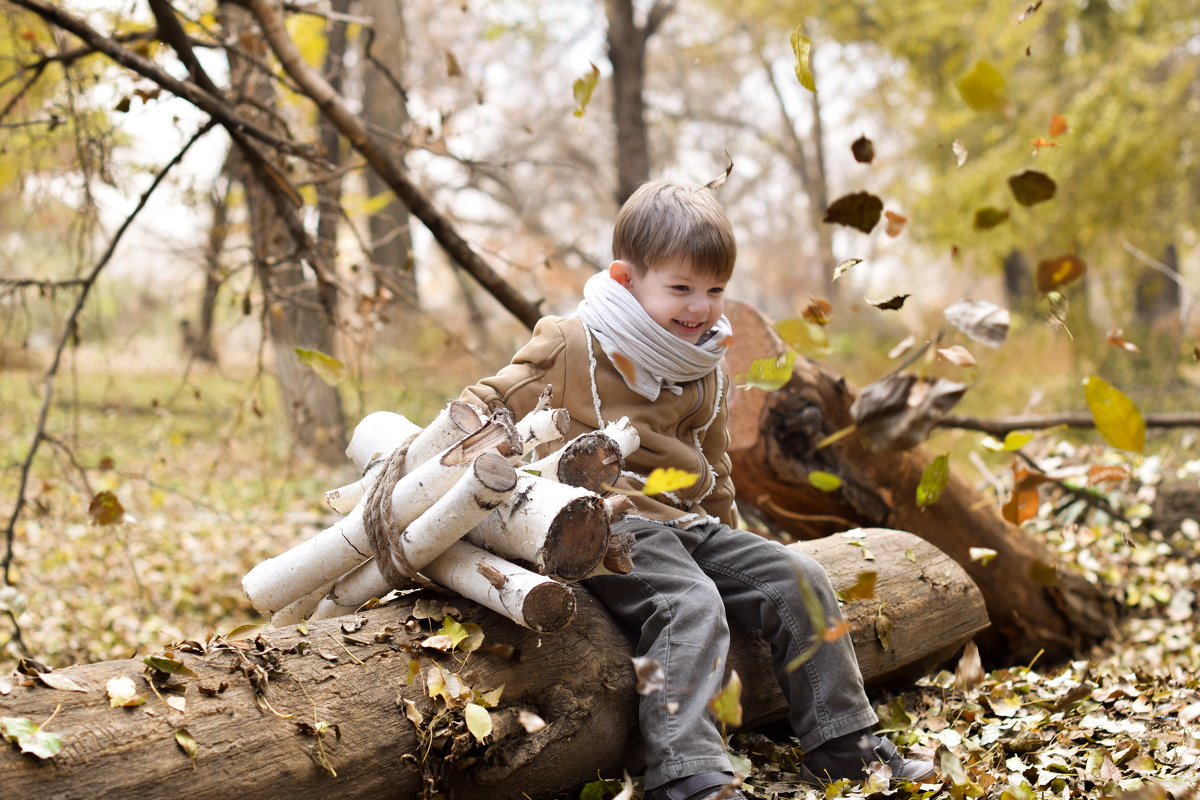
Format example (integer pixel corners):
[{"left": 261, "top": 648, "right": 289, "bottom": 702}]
[{"left": 362, "top": 442, "right": 434, "bottom": 592}]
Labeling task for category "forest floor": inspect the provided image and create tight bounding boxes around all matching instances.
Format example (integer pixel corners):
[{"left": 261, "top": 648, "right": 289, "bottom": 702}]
[{"left": 1, "top": 363, "right": 1199, "bottom": 800}]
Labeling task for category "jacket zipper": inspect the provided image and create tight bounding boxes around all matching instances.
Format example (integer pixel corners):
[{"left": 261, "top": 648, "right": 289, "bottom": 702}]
[{"left": 675, "top": 377, "right": 710, "bottom": 503}]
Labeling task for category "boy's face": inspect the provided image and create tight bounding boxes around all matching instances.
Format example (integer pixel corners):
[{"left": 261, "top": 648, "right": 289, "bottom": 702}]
[{"left": 610, "top": 258, "right": 728, "bottom": 345}]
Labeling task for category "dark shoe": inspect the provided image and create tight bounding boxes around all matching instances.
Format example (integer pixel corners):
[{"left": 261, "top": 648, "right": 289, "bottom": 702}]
[
  {"left": 644, "top": 771, "right": 745, "bottom": 800},
  {"left": 800, "top": 730, "right": 936, "bottom": 786}
]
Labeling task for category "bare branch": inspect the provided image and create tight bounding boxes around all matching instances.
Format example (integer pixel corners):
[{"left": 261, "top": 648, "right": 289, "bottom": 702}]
[{"left": 939, "top": 411, "right": 1200, "bottom": 436}]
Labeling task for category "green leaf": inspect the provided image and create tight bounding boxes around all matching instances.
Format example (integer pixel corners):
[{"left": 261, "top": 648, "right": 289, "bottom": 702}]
[
  {"left": 973, "top": 207, "right": 1010, "bottom": 230},
  {"left": 438, "top": 615, "right": 469, "bottom": 649},
  {"left": 1, "top": 716, "right": 63, "bottom": 759},
  {"left": 464, "top": 702, "right": 492, "bottom": 743},
  {"left": 143, "top": 653, "right": 198, "bottom": 678},
  {"left": 808, "top": 471, "right": 842, "bottom": 492},
  {"left": 572, "top": 61, "right": 600, "bottom": 118},
  {"left": 957, "top": 61, "right": 1007, "bottom": 112},
  {"left": 1008, "top": 170, "right": 1057, "bottom": 206},
  {"left": 775, "top": 317, "right": 832, "bottom": 358},
  {"left": 916, "top": 453, "right": 950, "bottom": 508},
  {"left": 294, "top": 348, "right": 348, "bottom": 386},
  {"left": 790, "top": 28, "right": 816, "bottom": 92},
  {"left": 741, "top": 351, "right": 796, "bottom": 391},
  {"left": 580, "top": 776, "right": 627, "bottom": 800},
  {"left": 707, "top": 670, "right": 743, "bottom": 727},
  {"left": 1083, "top": 375, "right": 1145, "bottom": 452}
]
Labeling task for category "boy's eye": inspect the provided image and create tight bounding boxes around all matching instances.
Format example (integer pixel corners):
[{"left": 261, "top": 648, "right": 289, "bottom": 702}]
[
  {"left": 709, "top": 287, "right": 725, "bottom": 295},
  {"left": 670, "top": 285, "right": 690, "bottom": 292}
]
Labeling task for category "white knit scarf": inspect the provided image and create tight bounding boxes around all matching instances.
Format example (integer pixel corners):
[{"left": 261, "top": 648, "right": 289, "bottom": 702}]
[{"left": 575, "top": 271, "right": 732, "bottom": 401}]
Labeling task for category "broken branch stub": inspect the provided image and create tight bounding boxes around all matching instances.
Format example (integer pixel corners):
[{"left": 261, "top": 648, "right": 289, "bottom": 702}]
[{"left": 403, "top": 400, "right": 485, "bottom": 471}]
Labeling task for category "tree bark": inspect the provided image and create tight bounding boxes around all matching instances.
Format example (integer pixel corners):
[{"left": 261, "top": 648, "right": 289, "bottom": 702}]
[
  {"left": 722, "top": 300, "right": 1117, "bottom": 664},
  {"left": 0, "top": 529, "right": 985, "bottom": 800}
]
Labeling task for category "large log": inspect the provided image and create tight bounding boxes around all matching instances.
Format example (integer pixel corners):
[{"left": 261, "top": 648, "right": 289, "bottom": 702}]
[
  {"left": 0, "top": 530, "right": 984, "bottom": 800},
  {"left": 722, "top": 300, "right": 1117, "bottom": 663}
]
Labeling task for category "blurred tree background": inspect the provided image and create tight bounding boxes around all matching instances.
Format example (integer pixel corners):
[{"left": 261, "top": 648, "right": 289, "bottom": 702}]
[{"left": 0, "top": 0, "right": 1197, "bottom": 673}]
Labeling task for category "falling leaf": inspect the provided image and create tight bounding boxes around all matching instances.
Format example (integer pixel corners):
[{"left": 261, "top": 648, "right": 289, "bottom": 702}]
[
  {"left": 884, "top": 210, "right": 908, "bottom": 237},
  {"left": 703, "top": 151, "right": 734, "bottom": 190},
  {"left": 867, "top": 293, "right": 910, "bottom": 311},
  {"left": 790, "top": 28, "right": 816, "bottom": 92},
  {"left": 851, "top": 373, "right": 967, "bottom": 452},
  {"left": 832, "top": 258, "right": 862, "bottom": 281},
  {"left": 572, "top": 61, "right": 600, "bottom": 118},
  {"left": 1, "top": 716, "right": 63, "bottom": 759},
  {"left": 1036, "top": 254, "right": 1086, "bottom": 292},
  {"left": 851, "top": 135, "right": 874, "bottom": 164},
  {"left": 708, "top": 670, "right": 743, "bottom": 728},
  {"left": 887, "top": 335, "right": 916, "bottom": 359},
  {"left": 916, "top": 453, "right": 950, "bottom": 508},
  {"left": 445, "top": 50, "right": 462, "bottom": 78},
  {"left": 801, "top": 297, "right": 833, "bottom": 326},
  {"left": 610, "top": 351, "right": 637, "bottom": 387},
  {"left": 517, "top": 709, "right": 546, "bottom": 733},
  {"left": 1030, "top": 136, "right": 1060, "bottom": 152},
  {"left": 175, "top": 727, "right": 197, "bottom": 762},
  {"left": 944, "top": 300, "right": 1009, "bottom": 348},
  {"left": 1008, "top": 170, "right": 1056, "bottom": 206},
  {"left": 632, "top": 656, "right": 665, "bottom": 695},
  {"left": 808, "top": 471, "right": 842, "bottom": 492},
  {"left": 822, "top": 620, "right": 851, "bottom": 642},
  {"left": 955, "top": 640, "right": 984, "bottom": 691},
  {"left": 107, "top": 676, "right": 144, "bottom": 707},
  {"left": 1106, "top": 329, "right": 1140, "bottom": 353},
  {"left": 839, "top": 571, "right": 877, "bottom": 602},
  {"left": 1083, "top": 375, "right": 1145, "bottom": 452},
  {"left": 937, "top": 345, "right": 976, "bottom": 367},
  {"left": 464, "top": 702, "right": 492, "bottom": 743},
  {"left": 1087, "top": 464, "right": 1129, "bottom": 486},
  {"left": 974, "top": 207, "right": 1010, "bottom": 230},
  {"left": 957, "top": 61, "right": 1007, "bottom": 112},
  {"left": 642, "top": 467, "right": 699, "bottom": 496},
  {"left": 824, "top": 191, "right": 883, "bottom": 234},
  {"left": 88, "top": 490, "right": 125, "bottom": 526},
  {"left": 294, "top": 348, "right": 348, "bottom": 386},
  {"left": 1017, "top": 1, "right": 1043, "bottom": 22},
  {"left": 952, "top": 139, "right": 968, "bottom": 166},
  {"left": 969, "top": 547, "right": 998, "bottom": 565},
  {"left": 741, "top": 351, "right": 796, "bottom": 392},
  {"left": 1002, "top": 462, "right": 1047, "bottom": 525},
  {"left": 775, "top": 318, "right": 831, "bottom": 359},
  {"left": 1029, "top": 559, "right": 1057, "bottom": 586},
  {"left": 875, "top": 608, "right": 893, "bottom": 650},
  {"left": 1049, "top": 113, "right": 1069, "bottom": 137}
]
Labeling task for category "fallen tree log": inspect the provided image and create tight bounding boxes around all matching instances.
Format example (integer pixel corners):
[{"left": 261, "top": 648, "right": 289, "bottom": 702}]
[
  {"left": 722, "top": 300, "right": 1117, "bottom": 663},
  {"left": 0, "top": 529, "right": 985, "bottom": 800}
]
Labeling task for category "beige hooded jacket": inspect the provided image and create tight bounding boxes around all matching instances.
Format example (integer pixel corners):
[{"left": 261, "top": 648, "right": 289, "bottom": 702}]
[{"left": 460, "top": 316, "right": 735, "bottom": 529}]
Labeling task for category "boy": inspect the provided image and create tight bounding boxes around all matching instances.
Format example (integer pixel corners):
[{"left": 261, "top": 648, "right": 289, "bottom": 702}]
[{"left": 461, "top": 181, "right": 934, "bottom": 800}]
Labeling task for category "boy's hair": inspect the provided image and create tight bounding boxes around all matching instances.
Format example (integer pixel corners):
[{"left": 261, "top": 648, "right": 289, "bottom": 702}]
[{"left": 612, "top": 180, "right": 736, "bottom": 281}]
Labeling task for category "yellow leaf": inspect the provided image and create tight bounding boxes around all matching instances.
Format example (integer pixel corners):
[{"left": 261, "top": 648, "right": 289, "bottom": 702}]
[
  {"left": 464, "top": 702, "right": 492, "bottom": 743},
  {"left": 808, "top": 471, "right": 841, "bottom": 492},
  {"left": 707, "top": 670, "right": 743, "bottom": 727},
  {"left": 790, "top": 28, "right": 816, "bottom": 92},
  {"left": 776, "top": 318, "right": 831, "bottom": 359},
  {"left": 741, "top": 351, "right": 796, "bottom": 391},
  {"left": 1083, "top": 375, "right": 1145, "bottom": 452},
  {"left": 838, "top": 571, "right": 877, "bottom": 602},
  {"left": 572, "top": 61, "right": 600, "bottom": 118},
  {"left": 642, "top": 467, "right": 699, "bottom": 496},
  {"left": 957, "top": 61, "right": 1007, "bottom": 112},
  {"left": 294, "top": 348, "right": 349, "bottom": 386},
  {"left": 286, "top": 13, "right": 328, "bottom": 68}
]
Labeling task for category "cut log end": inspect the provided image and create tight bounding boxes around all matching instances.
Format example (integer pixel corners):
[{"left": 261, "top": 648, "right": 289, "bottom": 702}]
[
  {"left": 474, "top": 451, "right": 520, "bottom": 493},
  {"left": 555, "top": 432, "right": 623, "bottom": 493},
  {"left": 522, "top": 581, "right": 576, "bottom": 632},
  {"left": 543, "top": 496, "right": 609, "bottom": 581}
]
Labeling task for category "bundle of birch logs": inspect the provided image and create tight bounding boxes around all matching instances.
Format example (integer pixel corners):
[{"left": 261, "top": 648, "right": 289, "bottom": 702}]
[{"left": 242, "top": 397, "right": 640, "bottom": 633}]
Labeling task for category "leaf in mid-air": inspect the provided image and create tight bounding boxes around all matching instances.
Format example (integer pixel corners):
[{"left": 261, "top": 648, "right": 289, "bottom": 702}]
[
  {"left": 707, "top": 670, "right": 743, "bottom": 727},
  {"left": 957, "top": 61, "right": 1007, "bottom": 112},
  {"left": 1036, "top": 254, "right": 1086, "bottom": 293},
  {"left": 88, "top": 490, "right": 125, "bottom": 526},
  {"left": 775, "top": 318, "right": 831, "bottom": 359},
  {"left": 572, "top": 61, "right": 600, "bottom": 118},
  {"left": 294, "top": 348, "right": 348, "bottom": 386},
  {"left": 851, "top": 135, "right": 874, "bottom": 164},
  {"left": 824, "top": 191, "right": 883, "bottom": 234},
  {"left": 974, "top": 207, "right": 1010, "bottom": 230},
  {"left": 742, "top": 351, "right": 796, "bottom": 391},
  {"left": 808, "top": 471, "right": 842, "bottom": 492},
  {"left": 1083, "top": 375, "right": 1145, "bottom": 452},
  {"left": 1008, "top": 170, "right": 1057, "bottom": 206},
  {"left": 944, "top": 300, "right": 1010, "bottom": 348},
  {"left": 916, "top": 453, "right": 950, "bottom": 508},
  {"left": 642, "top": 467, "right": 699, "bottom": 496},
  {"left": 790, "top": 28, "right": 816, "bottom": 92}
]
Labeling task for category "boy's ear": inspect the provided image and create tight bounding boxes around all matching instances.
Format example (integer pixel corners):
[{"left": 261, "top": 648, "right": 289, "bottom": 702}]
[{"left": 609, "top": 260, "right": 633, "bottom": 287}]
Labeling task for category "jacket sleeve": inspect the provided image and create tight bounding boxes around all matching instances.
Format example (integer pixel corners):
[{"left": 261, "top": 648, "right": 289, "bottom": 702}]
[
  {"left": 458, "top": 317, "right": 569, "bottom": 420},
  {"left": 701, "top": 367, "right": 736, "bottom": 527}
]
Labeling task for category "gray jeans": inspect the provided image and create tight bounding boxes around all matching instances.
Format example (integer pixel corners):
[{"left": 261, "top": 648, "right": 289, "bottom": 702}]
[{"left": 585, "top": 518, "right": 878, "bottom": 788}]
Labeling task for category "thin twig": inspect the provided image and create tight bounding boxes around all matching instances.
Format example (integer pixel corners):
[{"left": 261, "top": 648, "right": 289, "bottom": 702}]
[{"left": 939, "top": 411, "right": 1200, "bottom": 436}]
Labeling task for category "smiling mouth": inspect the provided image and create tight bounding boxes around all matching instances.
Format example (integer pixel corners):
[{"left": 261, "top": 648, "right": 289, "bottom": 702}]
[{"left": 674, "top": 320, "right": 703, "bottom": 330}]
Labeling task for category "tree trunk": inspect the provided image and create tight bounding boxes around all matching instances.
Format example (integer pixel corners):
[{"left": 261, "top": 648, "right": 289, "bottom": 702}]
[
  {"left": 722, "top": 300, "right": 1117, "bottom": 664},
  {"left": 222, "top": 1, "right": 347, "bottom": 465},
  {"left": 0, "top": 530, "right": 985, "bottom": 800}
]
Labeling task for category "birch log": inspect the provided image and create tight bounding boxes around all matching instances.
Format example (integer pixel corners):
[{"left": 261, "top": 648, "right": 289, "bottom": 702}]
[
  {"left": 467, "top": 474, "right": 609, "bottom": 581},
  {"left": 243, "top": 414, "right": 520, "bottom": 614},
  {"left": 0, "top": 530, "right": 985, "bottom": 800}
]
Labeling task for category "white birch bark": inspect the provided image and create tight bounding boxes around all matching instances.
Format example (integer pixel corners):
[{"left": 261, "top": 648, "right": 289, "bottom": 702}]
[
  {"left": 343, "top": 410, "right": 421, "bottom": 469},
  {"left": 402, "top": 400, "right": 484, "bottom": 472},
  {"left": 421, "top": 540, "right": 576, "bottom": 632},
  {"left": 515, "top": 407, "right": 570, "bottom": 456}
]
